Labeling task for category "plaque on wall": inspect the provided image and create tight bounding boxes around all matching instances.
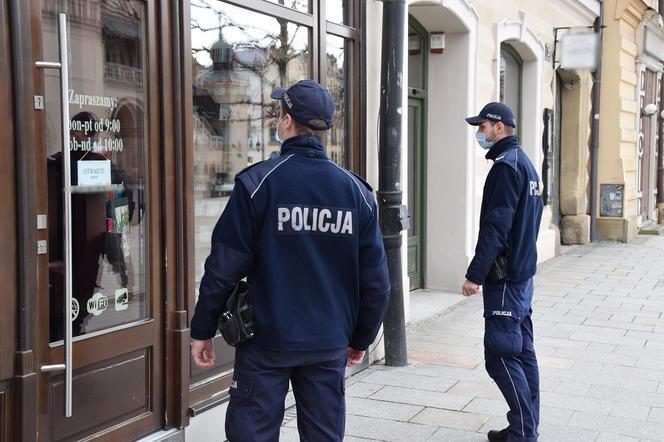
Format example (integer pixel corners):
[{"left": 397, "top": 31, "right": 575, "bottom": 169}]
[{"left": 600, "top": 184, "right": 624, "bottom": 217}]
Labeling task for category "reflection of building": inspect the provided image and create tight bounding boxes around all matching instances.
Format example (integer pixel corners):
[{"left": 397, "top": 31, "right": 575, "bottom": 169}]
[
  {"left": 326, "top": 49, "right": 346, "bottom": 165},
  {"left": 192, "top": 27, "right": 308, "bottom": 200}
]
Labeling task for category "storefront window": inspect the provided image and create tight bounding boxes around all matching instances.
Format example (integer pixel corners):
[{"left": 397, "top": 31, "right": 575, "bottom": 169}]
[
  {"left": 43, "top": 0, "right": 149, "bottom": 342},
  {"left": 326, "top": 0, "right": 349, "bottom": 25},
  {"left": 191, "top": 0, "right": 310, "bottom": 294},
  {"left": 190, "top": 1, "right": 362, "bottom": 310},
  {"left": 264, "top": 0, "right": 310, "bottom": 13},
  {"left": 326, "top": 34, "right": 349, "bottom": 167}
]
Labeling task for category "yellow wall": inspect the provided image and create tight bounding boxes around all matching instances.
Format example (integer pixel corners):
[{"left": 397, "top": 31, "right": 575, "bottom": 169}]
[{"left": 597, "top": 0, "right": 647, "bottom": 241}]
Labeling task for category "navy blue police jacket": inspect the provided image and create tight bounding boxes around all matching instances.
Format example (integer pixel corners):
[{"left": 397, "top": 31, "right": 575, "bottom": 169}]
[
  {"left": 190, "top": 135, "right": 391, "bottom": 352},
  {"left": 465, "top": 135, "right": 543, "bottom": 286}
]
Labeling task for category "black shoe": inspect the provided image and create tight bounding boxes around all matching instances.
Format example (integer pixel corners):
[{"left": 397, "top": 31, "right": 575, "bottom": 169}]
[{"left": 487, "top": 428, "right": 508, "bottom": 442}]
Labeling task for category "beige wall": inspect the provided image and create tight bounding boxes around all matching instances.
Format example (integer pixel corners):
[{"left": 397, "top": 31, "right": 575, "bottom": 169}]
[
  {"left": 597, "top": 0, "right": 648, "bottom": 241},
  {"left": 470, "top": 0, "right": 598, "bottom": 259},
  {"left": 398, "top": 0, "right": 600, "bottom": 292},
  {"left": 559, "top": 70, "right": 594, "bottom": 245}
]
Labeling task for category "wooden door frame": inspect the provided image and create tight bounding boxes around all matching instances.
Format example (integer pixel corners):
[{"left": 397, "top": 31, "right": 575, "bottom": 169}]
[
  {"left": 8, "top": 0, "right": 40, "bottom": 439},
  {"left": 1, "top": 0, "right": 18, "bottom": 441},
  {"left": 22, "top": 0, "right": 165, "bottom": 440},
  {"left": 407, "top": 97, "right": 427, "bottom": 291},
  {"left": 407, "top": 15, "right": 428, "bottom": 291}
]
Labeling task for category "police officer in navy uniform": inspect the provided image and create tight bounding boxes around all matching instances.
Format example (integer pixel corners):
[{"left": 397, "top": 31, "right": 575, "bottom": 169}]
[
  {"left": 462, "top": 102, "right": 543, "bottom": 442},
  {"left": 190, "top": 79, "right": 391, "bottom": 442}
]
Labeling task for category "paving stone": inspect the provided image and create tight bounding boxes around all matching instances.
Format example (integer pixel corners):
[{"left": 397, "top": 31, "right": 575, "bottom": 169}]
[
  {"left": 445, "top": 381, "right": 503, "bottom": 400},
  {"left": 346, "top": 397, "right": 423, "bottom": 422},
  {"left": 540, "top": 392, "right": 614, "bottom": 414},
  {"left": 410, "top": 407, "right": 489, "bottom": 431},
  {"left": 567, "top": 332, "right": 645, "bottom": 347},
  {"left": 609, "top": 402, "right": 651, "bottom": 420},
  {"left": 279, "top": 426, "right": 300, "bottom": 442},
  {"left": 647, "top": 407, "right": 664, "bottom": 424},
  {"left": 553, "top": 346, "right": 637, "bottom": 367},
  {"left": 535, "top": 422, "right": 599, "bottom": 442},
  {"left": 344, "top": 414, "right": 437, "bottom": 442},
  {"left": 583, "top": 318, "right": 654, "bottom": 333},
  {"left": 426, "top": 427, "right": 486, "bottom": 441},
  {"left": 586, "top": 384, "right": 664, "bottom": 408},
  {"left": 621, "top": 377, "right": 659, "bottom": 393},
  {"left": 461, "top": 397, "right": 508, "bottom": 417},
  {"left": 585, "top": 342, "right": 616, "bottom": 353},
  {"left": 537, "top": 356, "right": 575, "bottom": 369},
  {"left": 360, "top": 368, "right": 457, "bottom": 393},
  {"left": 370, "top": 386, "right": 473, "bottom": 411},
  {"left": 538, "top": 406, "right": 574, "bottom": 426},
  {"left": 552, "top": 380, "right": 591, "bottom": 397},
  {"left": 346, "top": 381, "right": 385, "bottom": 399},
  {"left": 592, "top": 433, "right": 639, "bottom": 442}
]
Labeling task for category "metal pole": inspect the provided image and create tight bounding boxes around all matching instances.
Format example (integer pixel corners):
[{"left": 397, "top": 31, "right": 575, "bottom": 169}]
[
  {"left": 58, "top": 13, "right": 74, "bottom": 419},
  {"left": 590, "top": 2, "right": 604, "bottom": 241},
  {"left": 377, "top": 0, "right": 408, "bottom": 367}
]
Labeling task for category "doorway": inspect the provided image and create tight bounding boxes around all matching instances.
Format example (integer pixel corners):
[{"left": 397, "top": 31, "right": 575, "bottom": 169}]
[{"left": 33, "top": 1, "right": 164, "bottom": 440}]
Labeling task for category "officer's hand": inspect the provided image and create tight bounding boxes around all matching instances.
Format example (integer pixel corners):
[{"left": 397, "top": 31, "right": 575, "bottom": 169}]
[
  {"left": 346, "top": 348, "right": 366, "bottom": 367},
  {"left": 462, "top": 279, "right": 481, "bottom": 297},
  {"left": 191, "top": 338, "right": 216, "bottom": 369}
]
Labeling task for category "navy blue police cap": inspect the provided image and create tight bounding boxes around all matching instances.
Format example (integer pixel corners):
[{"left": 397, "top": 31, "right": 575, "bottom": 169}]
[
  {"left": 271, "top": 80, "right": 335, "bottom": 130},
  {"left": 465, "top": 102, "right": 516, "bottom": 127}
]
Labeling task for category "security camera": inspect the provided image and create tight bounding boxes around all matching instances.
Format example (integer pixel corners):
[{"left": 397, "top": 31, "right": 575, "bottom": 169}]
[{"left": 642, "top": 103, "right": 657, "bottom": 116}]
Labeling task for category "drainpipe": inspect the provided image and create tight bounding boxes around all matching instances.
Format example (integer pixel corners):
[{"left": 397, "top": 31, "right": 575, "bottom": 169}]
[
  {"left": 377, "top": 0, "right": 408, "bottom": 367},
  {"left": 658, "top": 1, "right": 664, "bottom": 222},
  {"left": 590, "top": 1, "right": 604, "bottom": 241}
]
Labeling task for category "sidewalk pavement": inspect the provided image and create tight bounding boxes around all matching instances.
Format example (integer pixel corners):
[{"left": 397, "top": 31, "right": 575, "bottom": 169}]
[{"left": 281, "top": 235, "right": 664, "bottom": 441}]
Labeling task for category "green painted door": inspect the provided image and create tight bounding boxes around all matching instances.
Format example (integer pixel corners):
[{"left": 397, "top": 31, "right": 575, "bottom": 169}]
[{"left": 407, "top": 97, "right": 425, "bottom": 290}]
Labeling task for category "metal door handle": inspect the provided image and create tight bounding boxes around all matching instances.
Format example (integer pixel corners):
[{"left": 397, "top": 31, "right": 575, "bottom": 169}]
[
  {"left": 41, "top": 364, "right": 66, "bottom": 373},
  {"left": 35, "top": 13, "right": 72, "bottom": 418}
]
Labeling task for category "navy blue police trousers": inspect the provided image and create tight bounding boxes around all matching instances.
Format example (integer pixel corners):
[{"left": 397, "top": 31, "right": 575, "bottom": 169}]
[
  {"left": 483, "top": 279, "right": 540, "bottom": 442},
  {"left": 225, "top": 342, "right": 347, "bottom": 442}
]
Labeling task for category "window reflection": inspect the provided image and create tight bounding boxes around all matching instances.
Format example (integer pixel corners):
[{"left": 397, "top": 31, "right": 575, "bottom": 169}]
[
  {"left": 43, "top": 0, "right": 148, "bottom": 342},
  {"left": 325, "top": 34, "right": 348, "bottom": 167},
  {"left": 326, "top": 0, "right": 349, "bottom": 25},
  {"left": 191, "top": 0, "right": 310, "bottom": 293},
  {"left": 264, "top": 0, "right": 310, "bottom": 13}
]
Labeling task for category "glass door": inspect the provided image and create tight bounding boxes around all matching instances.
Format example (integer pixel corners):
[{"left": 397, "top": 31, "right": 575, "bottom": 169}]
[{"left": 35, "top": 1, "right": 163, "bottom": 440}]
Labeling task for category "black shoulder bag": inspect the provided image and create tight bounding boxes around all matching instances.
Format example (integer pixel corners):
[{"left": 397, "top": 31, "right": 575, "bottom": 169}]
[{"left": 218, "top": 281, "right": 255, "bottom": 346}]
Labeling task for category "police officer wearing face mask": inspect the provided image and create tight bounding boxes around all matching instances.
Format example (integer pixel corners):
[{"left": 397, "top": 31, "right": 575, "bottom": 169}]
[
  {"left": 462, "top": 102, "right": 543, "bottom": 442},
  {"left": 190, "top": 79, "right": 391, "bottom": 442}
]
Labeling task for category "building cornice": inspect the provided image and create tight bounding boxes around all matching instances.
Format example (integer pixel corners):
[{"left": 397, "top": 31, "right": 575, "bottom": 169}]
[{"left": 558, "top": 0, "right": 601, "bottom": 23}]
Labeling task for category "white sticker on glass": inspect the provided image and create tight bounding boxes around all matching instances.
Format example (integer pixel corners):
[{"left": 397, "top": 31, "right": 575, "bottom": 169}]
[
  {"left": 87, "top": 292, "right": 109, "bottom": 316},
  {"left": 72, "top": 298, "right": 80, "bottom": 321},
  {"left": 77, "top": 160, "right": 111, "bottom": 187},
  {"left": 115, "top": 288, "right": 129, "bottom": 311}
]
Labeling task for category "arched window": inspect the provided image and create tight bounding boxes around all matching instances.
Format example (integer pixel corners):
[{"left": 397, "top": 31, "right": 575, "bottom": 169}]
[{"left": 500, "top": 42, "right": 522, "bottom": 135}]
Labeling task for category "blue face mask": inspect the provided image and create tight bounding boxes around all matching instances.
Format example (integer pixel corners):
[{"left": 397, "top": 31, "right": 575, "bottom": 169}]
[
  {"left": 476, "top": 126, "right": 496, "bottom": 150},
  {"left": 275, "top": 116, "right": 286, "bottom": 143}
]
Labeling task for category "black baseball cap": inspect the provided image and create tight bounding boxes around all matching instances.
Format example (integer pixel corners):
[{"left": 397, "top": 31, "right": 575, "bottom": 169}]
[
  {"left": 270, "top": 80, "right": 335, "bottom": 130},
  {"left": 465, "top": 102, "right": 516, "bottom": 127}
]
